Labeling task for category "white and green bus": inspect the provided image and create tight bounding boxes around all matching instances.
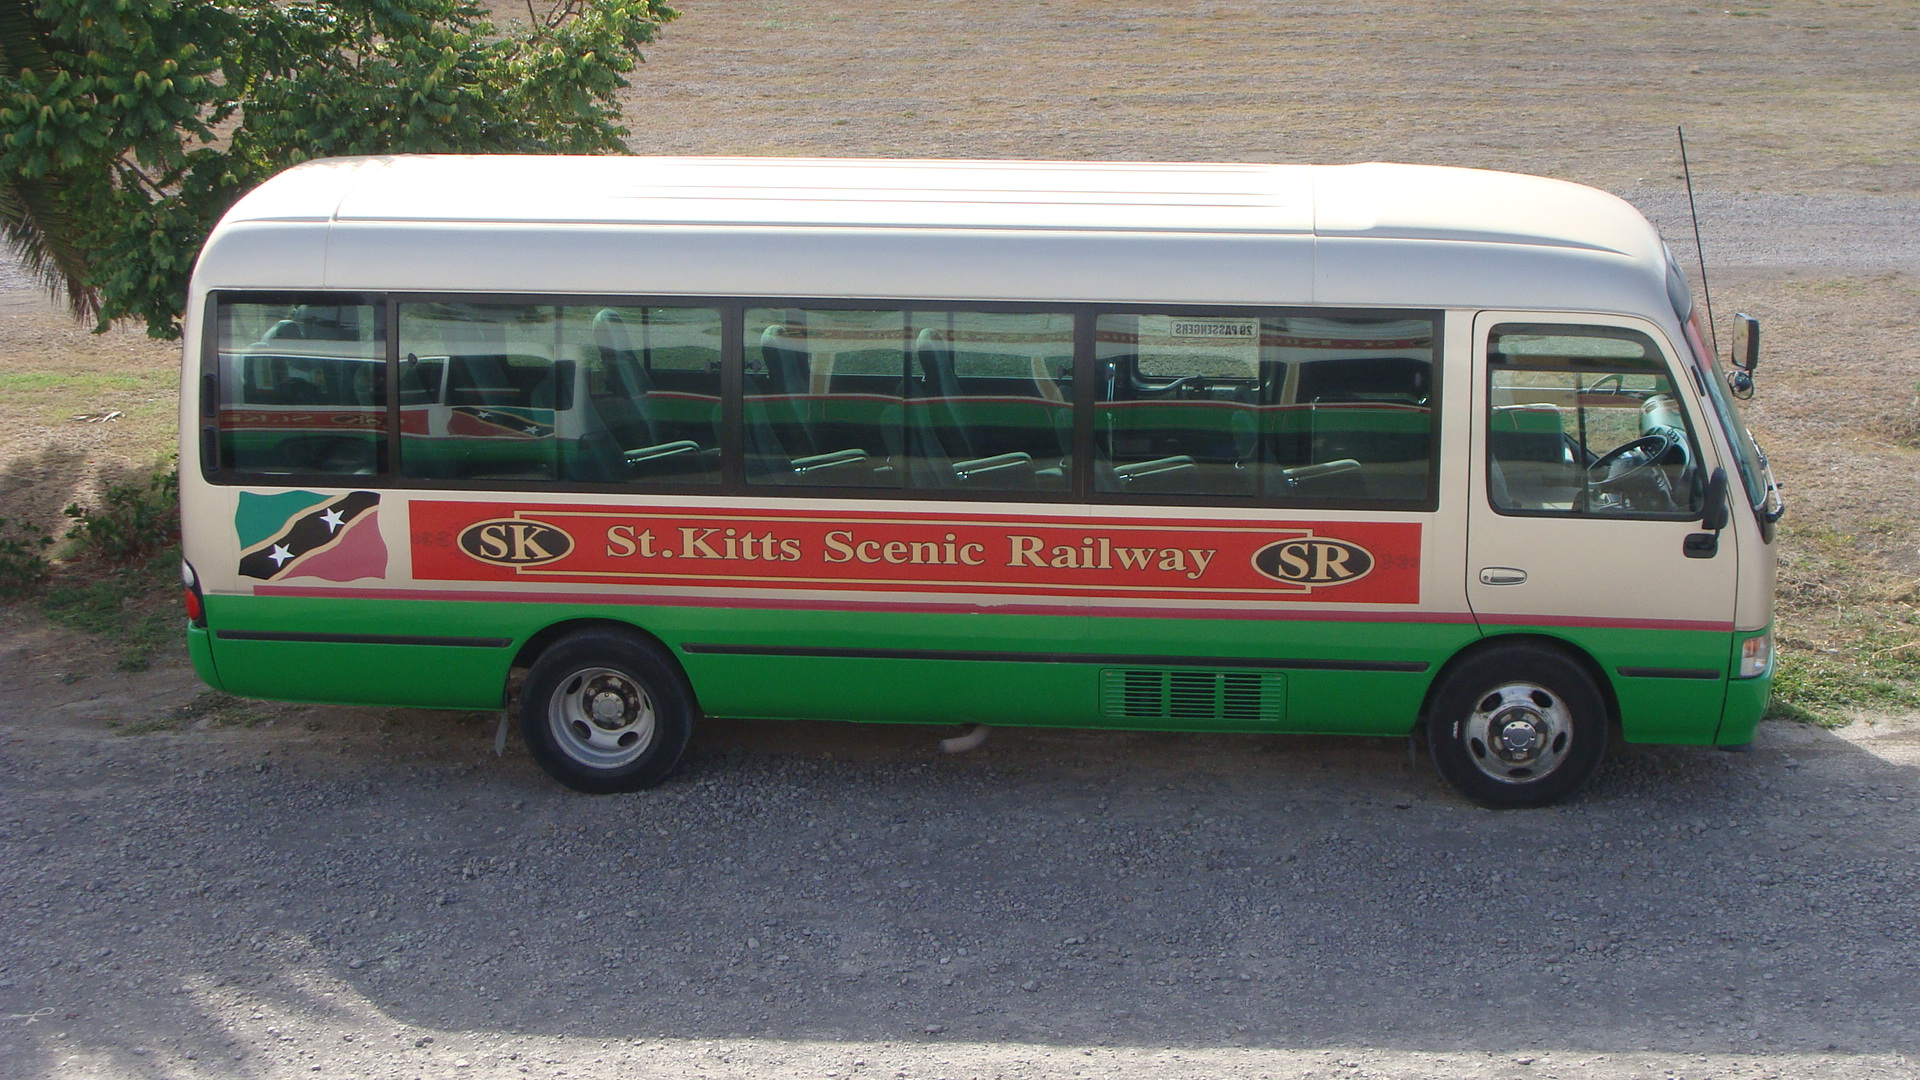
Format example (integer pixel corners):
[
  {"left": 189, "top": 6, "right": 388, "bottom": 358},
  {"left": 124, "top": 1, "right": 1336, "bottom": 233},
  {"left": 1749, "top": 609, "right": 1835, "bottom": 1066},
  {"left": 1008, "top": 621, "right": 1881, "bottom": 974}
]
[{"left": 178, "top": 155, "right": 1780, "bottom": 807}]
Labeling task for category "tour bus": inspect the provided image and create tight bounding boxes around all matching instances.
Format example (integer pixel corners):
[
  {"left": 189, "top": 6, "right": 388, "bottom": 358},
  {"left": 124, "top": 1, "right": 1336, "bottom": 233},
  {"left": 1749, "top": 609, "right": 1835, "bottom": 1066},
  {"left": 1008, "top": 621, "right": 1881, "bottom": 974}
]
[{"left": 178, "top": 155, "right": 1780, "bottom": 807}]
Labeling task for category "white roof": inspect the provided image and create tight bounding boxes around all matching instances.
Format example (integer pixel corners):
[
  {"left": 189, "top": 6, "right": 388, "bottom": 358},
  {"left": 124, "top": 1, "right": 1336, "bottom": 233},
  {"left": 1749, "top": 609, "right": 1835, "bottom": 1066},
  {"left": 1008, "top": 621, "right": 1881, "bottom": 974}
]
[{"left": 194, "top": 155, "right": 1676, "bottom": 315}]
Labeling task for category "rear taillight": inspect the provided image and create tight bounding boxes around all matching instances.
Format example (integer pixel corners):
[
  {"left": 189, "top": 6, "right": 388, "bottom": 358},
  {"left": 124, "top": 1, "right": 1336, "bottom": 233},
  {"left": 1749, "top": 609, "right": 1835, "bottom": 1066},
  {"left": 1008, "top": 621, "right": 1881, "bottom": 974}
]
[
  {"left": 1737, "top": 632, "right": 1772, "bottom": 679},
  {"left": 182, "top": 560, "right": 207, "bottom": 629}
]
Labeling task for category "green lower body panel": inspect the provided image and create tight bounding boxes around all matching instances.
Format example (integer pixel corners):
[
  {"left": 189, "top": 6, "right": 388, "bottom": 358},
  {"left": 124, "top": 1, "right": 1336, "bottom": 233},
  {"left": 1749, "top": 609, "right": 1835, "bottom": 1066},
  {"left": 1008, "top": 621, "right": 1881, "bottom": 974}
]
[
  {"left": 1481, "top": 624, "right": 1734, "bottom": 745},
  {"left": 203, "top": 594, "right": 515, "bottom": 710},
  {"left": 686, "top": 652, "right": 1101, "bottom": 727},
  {"left": 187, "top": 626, "right": 223, "bottom": 691},
  {"left": 213, "top": 637, "right": 510, "bottom": 709},
  {"left": 202, "top": 593, "right": 1476, "bottom": 735},
  {"left": 200, "top": 594, "right": 1739, "bottom": 745},
  {"left": 1716, "top": 674, "right": 1770, "bottom": 745}
]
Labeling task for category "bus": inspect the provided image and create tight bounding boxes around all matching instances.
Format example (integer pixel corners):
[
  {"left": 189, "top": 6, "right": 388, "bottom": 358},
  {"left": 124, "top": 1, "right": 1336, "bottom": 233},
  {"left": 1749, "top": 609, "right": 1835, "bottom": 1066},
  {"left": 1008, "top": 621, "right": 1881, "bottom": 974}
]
[{"left": 179, "top": 155, "right": 1781, "bottom": 807}]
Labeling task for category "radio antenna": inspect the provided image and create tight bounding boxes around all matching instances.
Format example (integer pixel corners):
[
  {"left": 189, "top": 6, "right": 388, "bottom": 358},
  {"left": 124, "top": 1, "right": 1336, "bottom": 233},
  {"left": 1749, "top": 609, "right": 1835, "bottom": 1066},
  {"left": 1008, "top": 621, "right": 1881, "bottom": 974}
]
[{"left": 1677, "top": 125, "right": 1720, "bottom": 359}]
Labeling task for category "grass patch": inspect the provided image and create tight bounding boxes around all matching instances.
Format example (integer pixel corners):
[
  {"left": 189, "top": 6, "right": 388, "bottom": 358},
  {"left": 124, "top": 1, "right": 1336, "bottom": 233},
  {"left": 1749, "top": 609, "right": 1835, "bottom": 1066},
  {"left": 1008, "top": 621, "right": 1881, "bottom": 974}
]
[
  {"left": 1766, "top": 638, "right": 1920, "bottom": 722},
  {"left": 1, "top": 461, "right": 185, "bottom": 671},
  {"left": 1766, "top": 510, "right": 1920, "bottom": 726},
  {"left": 1768, "top": 627, "right": 1920, "bottom": 726},
  {"left": 0, "top": 371, "right": 149, "bottom": 393},
  {"left": 41, "top": 544, "right": 184, "bottom": 672},
  {"left": 0, "top": 369, "right": 174, "bottom": 428}
]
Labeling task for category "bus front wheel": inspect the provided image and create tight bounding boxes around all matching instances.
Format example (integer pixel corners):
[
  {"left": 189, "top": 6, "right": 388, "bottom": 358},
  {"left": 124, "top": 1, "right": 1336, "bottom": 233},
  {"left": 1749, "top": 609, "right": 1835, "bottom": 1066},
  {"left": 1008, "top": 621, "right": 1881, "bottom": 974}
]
[
  {"left": 519, "top": 630, "right": 695, "bottom": 793},
  {"left": 1426, "top": 645, "right": 1606, "bottom": 808}
]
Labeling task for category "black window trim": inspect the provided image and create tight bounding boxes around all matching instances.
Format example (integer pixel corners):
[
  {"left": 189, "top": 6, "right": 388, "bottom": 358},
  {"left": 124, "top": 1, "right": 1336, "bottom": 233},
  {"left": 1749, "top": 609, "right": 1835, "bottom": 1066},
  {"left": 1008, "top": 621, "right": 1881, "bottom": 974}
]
[{"left": 203, "top": 289, "right": 1445, "bottom": 514}]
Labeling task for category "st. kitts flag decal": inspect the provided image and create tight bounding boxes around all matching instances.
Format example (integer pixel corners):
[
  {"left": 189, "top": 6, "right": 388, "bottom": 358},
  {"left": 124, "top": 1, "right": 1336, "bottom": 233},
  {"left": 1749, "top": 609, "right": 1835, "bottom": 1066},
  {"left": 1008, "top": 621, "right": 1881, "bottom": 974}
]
[{"left": 236, "top": 491, "right": 387, "bottom": 582}]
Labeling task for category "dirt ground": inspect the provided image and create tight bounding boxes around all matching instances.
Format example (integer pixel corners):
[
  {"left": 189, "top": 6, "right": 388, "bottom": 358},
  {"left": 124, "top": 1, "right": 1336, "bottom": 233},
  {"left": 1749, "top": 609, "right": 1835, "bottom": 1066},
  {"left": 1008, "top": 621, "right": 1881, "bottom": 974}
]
[{"left": 3, "top": 1, "right": 1920, "bottom": 1078}]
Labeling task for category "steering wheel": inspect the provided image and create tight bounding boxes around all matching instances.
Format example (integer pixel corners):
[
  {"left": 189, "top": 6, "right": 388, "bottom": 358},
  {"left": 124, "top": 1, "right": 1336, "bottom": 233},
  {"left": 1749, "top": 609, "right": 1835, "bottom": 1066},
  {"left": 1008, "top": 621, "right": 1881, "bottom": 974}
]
[
  {"left": 1588, "top": 432, "right": 1675, "bottom": 487},
  {"left": 1586, "top": 432, "right": 1687, "bottom": 513}
]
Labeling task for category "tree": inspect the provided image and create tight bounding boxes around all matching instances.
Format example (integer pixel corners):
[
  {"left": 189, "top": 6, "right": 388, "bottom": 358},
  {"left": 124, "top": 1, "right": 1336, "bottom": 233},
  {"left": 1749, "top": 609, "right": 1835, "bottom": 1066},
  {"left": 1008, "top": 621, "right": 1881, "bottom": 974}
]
[
  {"left": 0, "top": 0, "right": 677, "bottom": 338},
  {"left": 0, "top": 0, "right": 95, "bottom": 321}
]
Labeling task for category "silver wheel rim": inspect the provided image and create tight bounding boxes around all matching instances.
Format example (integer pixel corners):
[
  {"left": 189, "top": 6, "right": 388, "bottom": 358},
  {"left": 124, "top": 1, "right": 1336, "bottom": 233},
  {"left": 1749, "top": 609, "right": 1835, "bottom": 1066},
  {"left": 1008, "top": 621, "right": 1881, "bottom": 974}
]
[
  {"left": 547, "top": 667, "right": 657, "bottom": 769},
  {"left": 1460, "top": 681, "right": 1574, "bottom": 785}
]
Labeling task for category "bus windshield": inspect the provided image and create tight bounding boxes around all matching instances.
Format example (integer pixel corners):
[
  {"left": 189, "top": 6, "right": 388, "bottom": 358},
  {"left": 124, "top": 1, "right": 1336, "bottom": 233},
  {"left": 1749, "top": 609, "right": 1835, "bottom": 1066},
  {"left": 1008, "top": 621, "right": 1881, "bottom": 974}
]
[{"left": 1667, "top": 254, "right": 1770, "bottom": 513}]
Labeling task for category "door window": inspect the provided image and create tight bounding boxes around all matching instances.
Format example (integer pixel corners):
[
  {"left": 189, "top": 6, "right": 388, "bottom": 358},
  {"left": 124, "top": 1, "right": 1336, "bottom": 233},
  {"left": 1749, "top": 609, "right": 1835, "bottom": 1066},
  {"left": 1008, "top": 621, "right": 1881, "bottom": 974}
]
[{"left": 1486, "top": 324, "right": 1701, "bottom": 518}]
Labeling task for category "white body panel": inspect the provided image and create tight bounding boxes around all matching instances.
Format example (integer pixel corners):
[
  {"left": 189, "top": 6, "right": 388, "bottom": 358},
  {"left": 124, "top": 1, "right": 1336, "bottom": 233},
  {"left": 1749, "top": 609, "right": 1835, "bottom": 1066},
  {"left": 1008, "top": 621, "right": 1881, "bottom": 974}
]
[
  {"left": 191, "top": 155, "right": 1674, "bottom": 316},
  {"left": 177, "top": 156, "right": 1760, "bottom": 636}
]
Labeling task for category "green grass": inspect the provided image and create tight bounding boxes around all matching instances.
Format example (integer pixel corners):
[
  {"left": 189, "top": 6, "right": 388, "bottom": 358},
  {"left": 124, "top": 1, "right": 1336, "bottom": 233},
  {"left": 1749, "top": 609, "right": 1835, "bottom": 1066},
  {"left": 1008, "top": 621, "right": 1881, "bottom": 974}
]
[
  {"left": 1767, "top": 629, "right": 1920, "bottom": 727},
  {"left": 40, "top": 544, "right": 185, "bottom": 672},
  {"left": 0, "top": 369, "right": 178, "bottom": 441},
  {"left": 0, "top": 371, "right": 150, "bottom": 393}
]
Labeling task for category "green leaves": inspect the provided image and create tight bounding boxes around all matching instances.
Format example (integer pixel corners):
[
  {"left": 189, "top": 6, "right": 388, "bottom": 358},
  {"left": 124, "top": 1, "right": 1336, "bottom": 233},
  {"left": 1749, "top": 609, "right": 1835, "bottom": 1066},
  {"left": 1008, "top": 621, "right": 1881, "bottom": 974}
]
[{"left": 1, "top": 0, "right": 677, "bottom": 338}]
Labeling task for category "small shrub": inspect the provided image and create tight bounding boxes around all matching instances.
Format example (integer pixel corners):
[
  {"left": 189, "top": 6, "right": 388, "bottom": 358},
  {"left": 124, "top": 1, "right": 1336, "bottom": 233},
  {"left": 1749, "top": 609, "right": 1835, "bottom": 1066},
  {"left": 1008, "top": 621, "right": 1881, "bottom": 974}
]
[
  {"left": 0, "top": 516, "right": 55, "bottom": 598},
  {"left": 65, "top": 462, "right": 180, "bottom": 563},
  {"left": 41, "top": 543, "right": 184, "bottom": 672}
]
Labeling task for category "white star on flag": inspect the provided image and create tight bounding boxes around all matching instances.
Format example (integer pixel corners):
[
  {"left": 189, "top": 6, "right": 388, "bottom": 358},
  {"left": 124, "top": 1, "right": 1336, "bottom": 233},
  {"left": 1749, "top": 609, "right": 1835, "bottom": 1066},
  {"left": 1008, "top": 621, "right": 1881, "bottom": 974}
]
[
  {"left": 320, "top": 508, "right": 345, "bottom": 533},
  {"left": 267, "top": 544, "right": 294, "bottom": 567}
]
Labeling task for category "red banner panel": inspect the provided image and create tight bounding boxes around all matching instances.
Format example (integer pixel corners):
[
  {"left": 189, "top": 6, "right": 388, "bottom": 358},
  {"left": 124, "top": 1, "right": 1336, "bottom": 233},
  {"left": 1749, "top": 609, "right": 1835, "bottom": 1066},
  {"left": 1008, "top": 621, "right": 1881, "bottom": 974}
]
[{"left": 409, "top": 502, "right": 1422, "bottom": 605}]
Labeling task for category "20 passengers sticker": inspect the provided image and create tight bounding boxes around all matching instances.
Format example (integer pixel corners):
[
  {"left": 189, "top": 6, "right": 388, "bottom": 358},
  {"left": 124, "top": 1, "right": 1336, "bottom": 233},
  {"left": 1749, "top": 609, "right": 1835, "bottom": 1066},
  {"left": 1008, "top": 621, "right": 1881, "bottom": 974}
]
[{"left": 410, "top": 502, "right": 1421, "bottom": 604}]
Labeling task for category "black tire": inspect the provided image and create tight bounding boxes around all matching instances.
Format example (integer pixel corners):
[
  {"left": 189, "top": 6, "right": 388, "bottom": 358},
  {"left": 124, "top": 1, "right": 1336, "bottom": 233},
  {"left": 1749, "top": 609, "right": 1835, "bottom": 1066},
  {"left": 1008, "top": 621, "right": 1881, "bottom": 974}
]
[
  {"left": 1426, "top": 644, "right": 1607, "bottom": 809},
  {"left": 519, "top": 630, "right": 695, "bottom": 794}
]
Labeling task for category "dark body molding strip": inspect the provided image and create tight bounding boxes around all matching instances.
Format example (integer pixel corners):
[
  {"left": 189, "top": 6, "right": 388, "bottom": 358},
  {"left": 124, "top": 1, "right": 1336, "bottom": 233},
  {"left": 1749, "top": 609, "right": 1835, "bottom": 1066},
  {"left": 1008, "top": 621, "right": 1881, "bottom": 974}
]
[
  {"left": 1616, "top": 666, "right": 1722, "bottom": 680},
  {"left": 681, "top": 642, "right": 1428, "bottom": 673},
  {"left": 216, "top": 630, "right": 513, "bottom": 649}
]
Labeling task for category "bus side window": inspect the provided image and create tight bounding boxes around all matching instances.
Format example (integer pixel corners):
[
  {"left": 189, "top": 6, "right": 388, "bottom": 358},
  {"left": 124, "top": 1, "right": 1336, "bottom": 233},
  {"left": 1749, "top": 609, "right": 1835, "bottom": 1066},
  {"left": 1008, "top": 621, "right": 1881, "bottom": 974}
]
[
  {"left": 214, "top": 297, "right": 386, "bottom": 476},
  {"left": 742, "top": 308, "right": 903, "bottom": 489},
  {"left": 1486, "top": 324, "right": 1703, "bottom": 519},
  {"left": 575, "top": 305, "right": 722, "bottom": 485},
  {"left": 903, "top": 311, "right": 1074, "bottom": 492},
  {"left": 397, "top": 303, "right": 724, "bottom": 486},
  {"left": 1093, "top": 312, "right": 1436, "bottom": 506},
  {"left": 1291, "top": 354, "right": 1432, "bottom": 503}
]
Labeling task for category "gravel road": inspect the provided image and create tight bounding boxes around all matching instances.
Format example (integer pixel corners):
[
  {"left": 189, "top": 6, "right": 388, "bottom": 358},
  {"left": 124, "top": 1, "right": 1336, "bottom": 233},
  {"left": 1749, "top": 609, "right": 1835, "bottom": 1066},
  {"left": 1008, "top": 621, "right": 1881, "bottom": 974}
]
[{"left": 5, "top": 619, "right": 1920, "bottom": 1080}]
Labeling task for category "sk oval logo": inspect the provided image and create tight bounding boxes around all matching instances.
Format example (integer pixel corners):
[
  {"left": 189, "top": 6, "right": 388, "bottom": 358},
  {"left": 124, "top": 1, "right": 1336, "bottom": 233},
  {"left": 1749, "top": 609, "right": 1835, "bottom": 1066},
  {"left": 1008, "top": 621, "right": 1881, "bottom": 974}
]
[
  {"left": 1252, "top": 537, "right": 1374, "bottom": 588},
  {"left": 457, "top": 518, "right": 574, "bottom": 567}
]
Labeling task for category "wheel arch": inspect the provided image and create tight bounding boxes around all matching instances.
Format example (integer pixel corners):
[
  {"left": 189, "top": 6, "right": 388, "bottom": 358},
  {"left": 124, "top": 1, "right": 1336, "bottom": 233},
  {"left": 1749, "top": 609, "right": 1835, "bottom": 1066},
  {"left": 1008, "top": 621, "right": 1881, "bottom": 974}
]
[
  {"left": 1418, "top": 632, "right": 1620, "bottom": 734},
  {"left": 506, "top": 617, "right": 697, "bottom": 711}
]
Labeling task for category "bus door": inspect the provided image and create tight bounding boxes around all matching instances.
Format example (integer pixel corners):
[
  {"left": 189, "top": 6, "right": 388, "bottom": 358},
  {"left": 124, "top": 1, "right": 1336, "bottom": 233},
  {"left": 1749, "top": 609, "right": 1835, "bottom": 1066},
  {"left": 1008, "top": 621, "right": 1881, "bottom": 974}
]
[{"left": 1465, "top": 312, "right": 1737, "bottom": 740}]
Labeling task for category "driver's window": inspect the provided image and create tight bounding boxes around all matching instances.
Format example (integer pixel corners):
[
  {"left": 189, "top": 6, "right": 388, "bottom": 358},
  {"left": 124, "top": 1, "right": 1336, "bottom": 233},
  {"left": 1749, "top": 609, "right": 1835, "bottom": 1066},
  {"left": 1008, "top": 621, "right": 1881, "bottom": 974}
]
[{"left": 1486, "top": 324, "right": 1701, "bottom": 518}]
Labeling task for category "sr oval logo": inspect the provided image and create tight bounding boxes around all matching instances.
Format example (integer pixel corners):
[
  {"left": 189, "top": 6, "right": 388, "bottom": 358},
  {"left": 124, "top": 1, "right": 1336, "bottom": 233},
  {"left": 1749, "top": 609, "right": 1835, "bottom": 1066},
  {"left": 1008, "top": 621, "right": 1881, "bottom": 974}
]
[
  {"left": 1252, "top": 537, "right": 1374, "bottom": 587},
  {"left": 457, "top": 518, "right": 574, "bottom": 567}
]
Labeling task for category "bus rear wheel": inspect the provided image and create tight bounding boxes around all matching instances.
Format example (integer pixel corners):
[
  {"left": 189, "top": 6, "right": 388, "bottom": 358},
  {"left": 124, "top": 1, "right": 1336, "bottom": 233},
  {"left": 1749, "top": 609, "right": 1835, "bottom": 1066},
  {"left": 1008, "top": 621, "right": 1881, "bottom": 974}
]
[
  {"left": 519, "top": 630, "right": 695, "bottom": 793},
  {"left": 1426, "top": 645, "right": 1606, "bottom": 808}
]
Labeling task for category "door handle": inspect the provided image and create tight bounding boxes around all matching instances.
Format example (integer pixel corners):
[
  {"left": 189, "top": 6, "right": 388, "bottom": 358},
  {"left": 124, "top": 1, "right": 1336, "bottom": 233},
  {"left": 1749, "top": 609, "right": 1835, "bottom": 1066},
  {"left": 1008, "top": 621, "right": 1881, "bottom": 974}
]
[{"left": 1479, "top": 567, "right": 1528, "bottom": 586}]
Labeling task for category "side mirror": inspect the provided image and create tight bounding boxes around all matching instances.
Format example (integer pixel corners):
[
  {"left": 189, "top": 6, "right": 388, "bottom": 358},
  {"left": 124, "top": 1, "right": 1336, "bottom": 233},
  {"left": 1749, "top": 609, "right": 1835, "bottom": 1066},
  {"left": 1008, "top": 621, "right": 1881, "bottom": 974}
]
[
  {"left": 1701, "top": 466, "right": 1730, "bottom": 532},
  {"left": 1731, "top": 313, "right": 1760, "bottom": 373}
]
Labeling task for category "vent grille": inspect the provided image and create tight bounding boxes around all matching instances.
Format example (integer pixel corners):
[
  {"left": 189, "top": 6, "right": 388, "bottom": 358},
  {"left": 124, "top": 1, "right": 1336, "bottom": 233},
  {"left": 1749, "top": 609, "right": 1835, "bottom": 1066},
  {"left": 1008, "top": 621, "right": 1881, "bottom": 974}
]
[{"left": 1101, "top": 668, "right": 1285, "bottom": 724}]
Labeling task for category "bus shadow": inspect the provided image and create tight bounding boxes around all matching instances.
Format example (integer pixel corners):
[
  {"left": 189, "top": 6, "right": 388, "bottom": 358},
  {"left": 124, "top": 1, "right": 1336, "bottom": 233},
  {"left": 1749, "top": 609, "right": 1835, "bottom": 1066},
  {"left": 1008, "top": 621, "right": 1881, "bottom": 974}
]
[{"left": 10, "top": 708, "right": 1920, "bottom": 1075}]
